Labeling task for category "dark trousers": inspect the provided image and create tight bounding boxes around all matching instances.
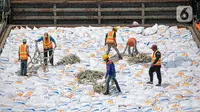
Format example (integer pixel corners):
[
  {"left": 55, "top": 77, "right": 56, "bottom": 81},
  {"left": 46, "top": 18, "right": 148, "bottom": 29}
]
[
  {"left": 20, "top": 60, "right": 27, "bottom": 76},
  {"left": 149, "top": 66, "right": 162, "bottom": 84},
  {"left": 44, "top": 48, "right": 53, "bottom": 65},
  {"left": 105, "top": 74, "right": 121, "bottom": 93}
]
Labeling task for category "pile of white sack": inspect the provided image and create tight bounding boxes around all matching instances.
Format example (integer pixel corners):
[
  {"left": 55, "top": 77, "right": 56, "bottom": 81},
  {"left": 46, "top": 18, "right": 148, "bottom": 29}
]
[{"left": 0, "top": 24, "right": 200, "bottom": 111}]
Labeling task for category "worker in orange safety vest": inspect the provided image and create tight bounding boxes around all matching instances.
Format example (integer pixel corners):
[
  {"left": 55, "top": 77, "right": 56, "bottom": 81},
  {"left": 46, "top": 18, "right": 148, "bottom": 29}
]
[
  {"left": 36, "top": 32, "right": 57, "bottom": 66},
  {"left": 147, "top": 45, "right": 162, "bottom": 86},
  {"left": 18, "top": 39, "right": 31, "bottom": 76},
  {"left": 123, "top": 37, "right": 139, "bottom": 56},
  {"left": 196, "top": 22, "right": 200, "bottom": 31},
  {"left": 105, "top": 27, "right": 122, "bottom": 60}
]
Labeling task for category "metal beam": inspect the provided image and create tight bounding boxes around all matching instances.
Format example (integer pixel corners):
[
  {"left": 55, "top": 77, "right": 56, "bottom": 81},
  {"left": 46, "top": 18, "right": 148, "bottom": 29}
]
[
  {"left": 53, "top": 4, "right": 57, "bottom": 24},
  {"left": 11, "top": 0, "right": 189, "bottom": 4},
  {"left": 9, "top": 24, "right": 189, "bottom": 27},
  {"left": 142, "top": 3, "right": 145, "bottom": 25},
  {"left": 98, "top": 3, "right": 101, "bottom": 24},
  {"left": 191, "top": 20, "right": 200, "bottom": 48},
  {"left": 13, "top": 7, "right": 176, "bottom": 12},
  {"left": 13, "top": 16, "right": 176, "bottom": 20}
]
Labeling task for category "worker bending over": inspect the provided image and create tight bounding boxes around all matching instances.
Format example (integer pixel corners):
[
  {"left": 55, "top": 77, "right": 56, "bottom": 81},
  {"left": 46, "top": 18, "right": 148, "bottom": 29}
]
[{"left": 123, "top": 37, "right": 139, "bottom": 56}]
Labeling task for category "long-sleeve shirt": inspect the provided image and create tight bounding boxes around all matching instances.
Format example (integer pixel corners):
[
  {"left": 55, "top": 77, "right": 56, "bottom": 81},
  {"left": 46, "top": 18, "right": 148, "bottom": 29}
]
[
  {"left": 36, "top": 36, "right": 55, "bottom": 43},
  {"left": 106, "top": 60, "right": 116, "bottom": 76}
]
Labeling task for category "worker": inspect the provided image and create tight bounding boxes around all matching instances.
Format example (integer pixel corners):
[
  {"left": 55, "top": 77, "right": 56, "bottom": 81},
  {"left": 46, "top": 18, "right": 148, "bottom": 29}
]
[
  {"left": 147, "top": 45, "right": 162, "bottom": 86},
  {"left": 123, "top": 37, "right": 139, "bottom": 56},
  {"left": 102, "top": 54, "right": 121, "bottom": 95},
  {"left": 36, "top": 32, "right": 57, "bottom": 66},
  {"left": 196, "top": 22, "right": 200, "bottom": 31},
  {"left": 105, "top": 27, "right": 123, "bottom": 59},
  {"left": 18, "top": 39, "right": 31, "bottom": 76}
]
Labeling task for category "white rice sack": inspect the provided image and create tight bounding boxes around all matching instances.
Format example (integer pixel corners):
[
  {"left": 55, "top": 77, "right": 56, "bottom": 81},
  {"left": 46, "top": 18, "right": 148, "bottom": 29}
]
[
  {"left": 76, "top": 52, "right": 89, "bottom": 63},
  {"left": 24, "top": 106, "right": 36, "bottom": 112},
  {"left": 97, "top": 78, "right": 105, "bottom": 85},
  {"left": 80, "top": 103, "right": 91, "bottom": 112},
  {"left": 79, "top": 95, "right": 92, "bottom": 103},
  {"left": 180, "top": 100, "right": 192, "bottom": 108},
  {"left": 157, "top": 25, "right": 169, "bottom": 34},
  {"left": 12, "top": 104, "right": 25, "bottom": 111},
  {"left": 192, "top": 100, "right": 200, "bottom": 108},
  {"left": 143, "top": 24, "right": 158, "bottom": 36},
  {"left": 181, "top": 89, "right": 194, "bottom": 97},
  {"left": 129, "top": 27, "right": 144, "bottom": 34}
]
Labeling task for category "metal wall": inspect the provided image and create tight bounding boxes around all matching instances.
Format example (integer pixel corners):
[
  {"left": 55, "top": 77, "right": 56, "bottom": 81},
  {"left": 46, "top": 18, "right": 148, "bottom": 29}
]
[{"left": 10, "top": 0, "right": 189, "bottom": 25}]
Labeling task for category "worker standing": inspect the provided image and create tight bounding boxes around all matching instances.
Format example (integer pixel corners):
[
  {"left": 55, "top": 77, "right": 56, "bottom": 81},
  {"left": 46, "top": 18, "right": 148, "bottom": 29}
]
[
  {"left": 147, "top": 45, "right": 162, "bottom": 86},
  {"left": 102, "top": 54, "right": 121, "bottom": 95},
  {"left": 123, "top": 37, "right": 139, "bottom": 56},
  {"left": 19, "top": 39, "right": 31, "bottom": 76},
  {"left": 105, "top": 27, "right": 123, "bottom": 59},
  {"left": 36, "top": 33, "right": 57, "bottom": 66}
]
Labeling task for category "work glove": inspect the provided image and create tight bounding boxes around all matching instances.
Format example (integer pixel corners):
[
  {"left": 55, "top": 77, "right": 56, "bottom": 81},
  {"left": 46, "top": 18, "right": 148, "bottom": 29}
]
[{"left": 54, "top": 45, "right": 57, "bottom": 49}]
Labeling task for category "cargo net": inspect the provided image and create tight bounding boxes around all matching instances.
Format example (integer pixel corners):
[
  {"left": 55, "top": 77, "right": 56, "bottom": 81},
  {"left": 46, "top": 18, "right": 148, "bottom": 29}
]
[
  {"left": 55, "top": 54, "right": 81, "bottom": 66},
  {"left": 77, "top": 70, "right": 115, "bottom": 93}
]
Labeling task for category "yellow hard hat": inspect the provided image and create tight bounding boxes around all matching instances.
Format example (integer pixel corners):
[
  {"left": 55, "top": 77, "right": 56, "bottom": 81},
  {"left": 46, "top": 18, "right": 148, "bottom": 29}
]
[
  {"left": 102, "top": 54, "right": 109, "bottom": 60},
  {"left": 113, "top": 27, "right": 118, "bottom": 31}
]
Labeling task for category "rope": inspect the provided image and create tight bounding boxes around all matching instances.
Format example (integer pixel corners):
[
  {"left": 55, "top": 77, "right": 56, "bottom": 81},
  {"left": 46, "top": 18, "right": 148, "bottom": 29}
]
[
  {"left": 77, "top": 70, "right": 115, "bottom": 93},
  {"left": 27, "top": 41, "right": 55, "bottom": 74}
]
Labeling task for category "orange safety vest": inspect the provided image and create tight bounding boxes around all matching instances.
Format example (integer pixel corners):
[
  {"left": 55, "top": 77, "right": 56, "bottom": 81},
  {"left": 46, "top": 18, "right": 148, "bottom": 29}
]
[
  {"left": 43, "top": 36, "right": 53, "bottom": 49},
  {"left": 106, "top": 31, "right": 115, "bottom": 44},
  {"left": 152, "top": 50, "right": 161, "bottom": 66},
  {"left": 196, "top": 23, "right": 200, "bottom": 31},
  {"left": 19, "top": 44, "right": 28, "bottom": 60},
  {"left": 127, "top": 38, "right": 136, "bottom": 47}
]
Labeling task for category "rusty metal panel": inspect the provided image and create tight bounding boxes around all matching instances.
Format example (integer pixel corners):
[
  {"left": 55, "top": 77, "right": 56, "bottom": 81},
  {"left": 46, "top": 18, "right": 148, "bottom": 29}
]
[
  {"left": 11, "top": 0, "right": 189, "bottom": 4},
  {"left": 9, "top": 24, "right": 187, "bottom": 28},
  {"left": 13, "top": 8, "right": 53, "bottom": 12},
  {"left": 10, "top": 0, "right": 187, "bottom": 25},
  {"left": 13, "top": 7, "right": 176, "bottom": 12},
  {"left": 13, "top": 16, "right": 98, "bottom": 20},
  {"left": 13, "top": 16, "right": 175, "bottom": 20}
]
